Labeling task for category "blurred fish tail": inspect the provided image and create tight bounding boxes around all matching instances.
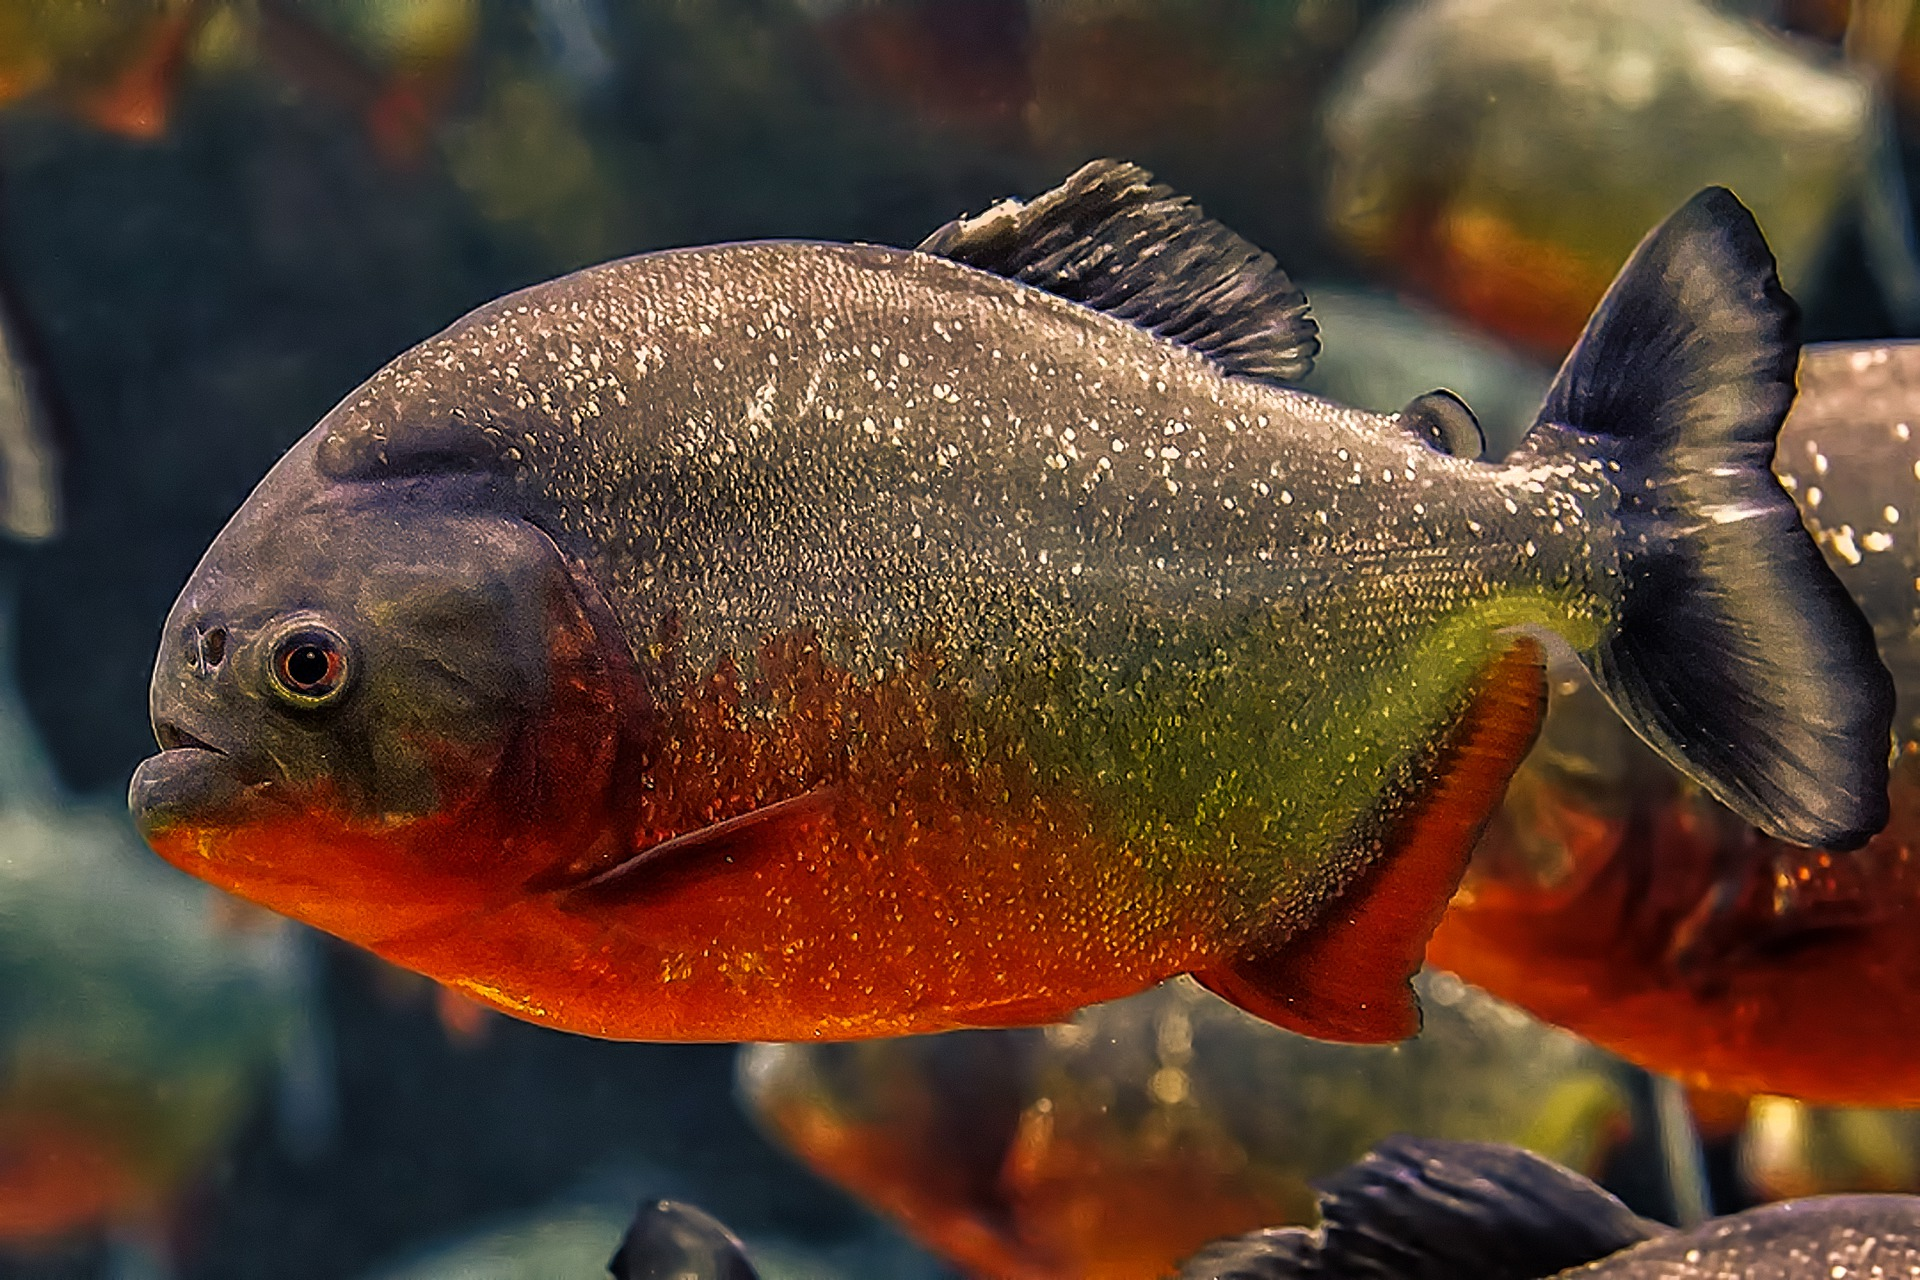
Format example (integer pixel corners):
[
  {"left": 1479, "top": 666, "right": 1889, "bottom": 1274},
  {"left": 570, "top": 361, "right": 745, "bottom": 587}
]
[{"left": 1520, "top": 185, "right": 1892, "bottom": 850}]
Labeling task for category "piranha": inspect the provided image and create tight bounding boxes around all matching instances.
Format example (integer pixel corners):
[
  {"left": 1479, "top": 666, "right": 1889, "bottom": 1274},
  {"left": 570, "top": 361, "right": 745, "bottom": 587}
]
[
  {"left": 1182, "top": 1135, "right": 1920, "bottom": 1280},
  {"left": 128, "top": 160, "right": 1890, "bottom": 1043},
  {"left": 1428, "top": 340, "right": 1920, "bottom": 1105}
]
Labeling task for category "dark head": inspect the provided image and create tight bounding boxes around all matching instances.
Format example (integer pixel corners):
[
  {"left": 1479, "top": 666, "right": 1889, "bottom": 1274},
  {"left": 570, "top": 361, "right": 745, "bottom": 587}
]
[{"left": 129, "top": 423, "right": 647, "bottom": 944}]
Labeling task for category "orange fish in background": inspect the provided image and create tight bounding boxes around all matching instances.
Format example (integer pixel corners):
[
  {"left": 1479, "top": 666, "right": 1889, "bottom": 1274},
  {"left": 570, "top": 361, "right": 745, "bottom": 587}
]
[
  {"left": 0, "top": 0, "right": 211, "bottom": 140},
  {"left": 1430, "top": 341, "right": 1920, "bottom": 1107},
  {"left": 1323, "top": 0, "right": 1883, "bottom": 357},
  {"left": 738, "top": 975, "right": 1628, "bottom": 1280},
  {"left": 0, "top": 0, "right": 470, "bottom": 166}
]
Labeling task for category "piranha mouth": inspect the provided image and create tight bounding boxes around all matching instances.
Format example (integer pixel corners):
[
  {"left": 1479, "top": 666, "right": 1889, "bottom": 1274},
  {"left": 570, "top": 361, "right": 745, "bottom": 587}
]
[
  {"left": 129, "top": 723, "right": 279, "bottom": 842},
  {"left": 154, "top": 721, "right": 224, "bottom": 755}
]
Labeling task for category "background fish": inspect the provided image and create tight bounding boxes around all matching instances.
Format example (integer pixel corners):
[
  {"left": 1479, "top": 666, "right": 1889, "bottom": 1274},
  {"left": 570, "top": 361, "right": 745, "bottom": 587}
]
[
  {"left": 1180, "top": 1135, "right": 1920, "bottom": 1280},
  {"left": 129, "top": 161, "right": 1888, "bottom": 1046},
  {"left": 1429, "top": 340, "right": 1920, "bottom": 1105},
  {"left": 1323, "top": 0, "right": 1909, "bottom": 354},
  {"left": 739, "top": 974, "right": 1629, "bottom": 1280},
  {"left": 0, "top": 0, "right": 209, "bottom": 140}
]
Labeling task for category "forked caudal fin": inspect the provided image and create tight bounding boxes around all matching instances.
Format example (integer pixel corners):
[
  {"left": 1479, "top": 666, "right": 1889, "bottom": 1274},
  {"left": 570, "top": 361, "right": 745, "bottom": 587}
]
[
  {"left": 1519, "top": 186, "right": 1893, "bottom": 850},
  {"left": 1176, "top": 1136, "right": 1665, "bottom": 1280}
]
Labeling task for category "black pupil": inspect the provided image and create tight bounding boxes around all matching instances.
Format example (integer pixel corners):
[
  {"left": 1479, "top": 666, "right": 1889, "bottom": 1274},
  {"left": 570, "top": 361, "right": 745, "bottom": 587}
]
[{"left": 284, "top": 643, "right": 334, "bottom": 690}]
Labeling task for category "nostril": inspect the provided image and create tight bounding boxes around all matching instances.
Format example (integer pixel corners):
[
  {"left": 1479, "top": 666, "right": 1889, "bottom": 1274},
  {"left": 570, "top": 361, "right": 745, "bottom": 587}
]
[{"left": 199, "top": 627, "right": 227, "bottom": 668}]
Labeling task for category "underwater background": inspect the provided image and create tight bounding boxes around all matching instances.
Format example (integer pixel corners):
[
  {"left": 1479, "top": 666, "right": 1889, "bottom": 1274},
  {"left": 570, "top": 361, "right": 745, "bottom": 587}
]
[{"left": 2, "top": 1, "right": 1917, "bottom": 1276}]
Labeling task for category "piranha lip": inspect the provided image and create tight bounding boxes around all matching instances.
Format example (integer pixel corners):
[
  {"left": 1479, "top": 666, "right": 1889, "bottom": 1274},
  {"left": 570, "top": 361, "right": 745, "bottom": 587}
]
[
  {"left": 154, "top": 721, "right": 224, "bottom": 755},
  {"left": 130, "top": 725, "right": 280, "bottom": 841}
]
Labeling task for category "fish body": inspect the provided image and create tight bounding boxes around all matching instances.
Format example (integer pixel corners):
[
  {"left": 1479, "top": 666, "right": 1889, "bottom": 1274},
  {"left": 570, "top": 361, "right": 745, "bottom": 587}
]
[
  {"left": 1430, "top": 340, "right": 1920, "bottom": 1105},
  {"left": 130, "top": 163, "right": 1888, "bottom": 1043},
  {"left": 1182, "top": 1136, "right": 1920, "bottom": 1280}
]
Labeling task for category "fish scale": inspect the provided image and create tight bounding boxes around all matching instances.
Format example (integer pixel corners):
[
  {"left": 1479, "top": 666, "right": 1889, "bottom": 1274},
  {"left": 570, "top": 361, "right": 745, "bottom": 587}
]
[{"left": 355, "top": 249, "right": 1568, "bottom": 620}]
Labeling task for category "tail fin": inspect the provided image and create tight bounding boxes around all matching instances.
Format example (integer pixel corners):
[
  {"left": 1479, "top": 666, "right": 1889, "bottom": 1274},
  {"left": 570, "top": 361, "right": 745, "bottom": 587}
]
[{"left": 1519, "top": 187, "right": 1892, "bottom": 850}]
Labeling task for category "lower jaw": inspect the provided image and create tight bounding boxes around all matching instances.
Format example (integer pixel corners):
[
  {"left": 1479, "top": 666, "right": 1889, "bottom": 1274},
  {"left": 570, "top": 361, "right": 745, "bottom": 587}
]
[
  {"left": 128, "top": 748, "right": 279, "bottom": 845},
  {"left": 144, "top": 811, "right": 502, "bottom": 955}
]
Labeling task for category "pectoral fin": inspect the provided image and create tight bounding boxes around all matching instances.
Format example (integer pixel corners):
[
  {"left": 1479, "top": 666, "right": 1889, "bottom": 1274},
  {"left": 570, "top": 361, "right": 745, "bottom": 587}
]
[
  {"left": 1196, "top": 637, "right": 1547, "bottom": 1042},
  {"left": 572, "top": 788, "right": 835, "bottom": 899}
]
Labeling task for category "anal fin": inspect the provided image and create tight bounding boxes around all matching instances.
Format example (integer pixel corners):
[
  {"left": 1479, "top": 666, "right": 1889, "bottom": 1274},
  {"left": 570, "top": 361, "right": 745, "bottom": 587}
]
[{"left": 1196, "top": 637, "right": 1547, "bottom": 1042}]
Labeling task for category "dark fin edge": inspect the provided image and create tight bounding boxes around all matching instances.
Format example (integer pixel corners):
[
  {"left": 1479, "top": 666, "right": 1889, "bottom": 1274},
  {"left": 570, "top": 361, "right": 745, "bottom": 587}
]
[
  {"left": 919, "top": 159, "right": 1319, "bottom": 385},
  {"left": 1195, "top": 637, "right": 1546, "bottom": 1043},
  {"left": 1522, "top": 185, "right": 1893, "bottom": 849},
  {"left": 609, "top": 1200, "right": 760, "bottom": 1280},
  {"left": 1176, "top": 1136, "right": 1666, "bottom": 1280}
]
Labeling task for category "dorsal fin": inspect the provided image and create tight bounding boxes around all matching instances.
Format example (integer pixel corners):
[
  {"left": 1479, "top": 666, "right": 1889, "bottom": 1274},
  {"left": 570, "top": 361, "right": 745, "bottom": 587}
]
[
  {"left": 919, "top": 160, "right": 1319, "bottom": 385},
  {"left": 1398, "top": 389, "right": 1484, "bottom": 459},
  {"left": 1177, "top": 1136, "right": 1665, "bottom": 1280}
]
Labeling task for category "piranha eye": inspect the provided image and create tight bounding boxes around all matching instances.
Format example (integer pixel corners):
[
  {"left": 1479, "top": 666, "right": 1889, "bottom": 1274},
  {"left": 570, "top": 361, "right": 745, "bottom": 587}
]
[{"left": 267, "top": 624, "right": 352, "bottom": 708}]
